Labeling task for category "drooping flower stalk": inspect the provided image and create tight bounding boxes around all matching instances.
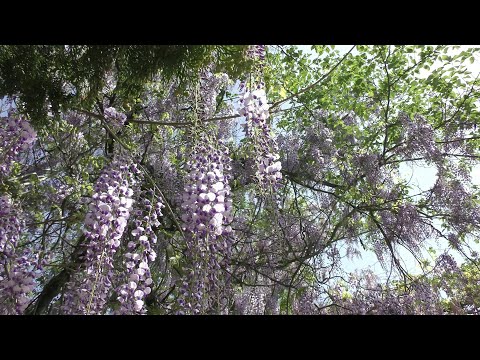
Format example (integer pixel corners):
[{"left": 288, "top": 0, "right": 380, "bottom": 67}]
[
  {"left": 115, "top": 189, "right": 164, "bottom": 314},
  {"left": 240, "top": 87, "right": 282, "bottom": 190},
  {"left": 62, "top": 159, "right": 138, "bottom": 314},
  {"left": 240, "top": 46, "right": 282, "bottom": 191},
  {"left": 0, "top": 113, "right": 37, "bottom": 178},
  {"left": 0, "top": 112, "right": 39, "bottom": 314},
  {"left": 104, "top": 107, "right": 127, "bottom": 128},
  {"left": 177, "top": 140, "right": 233, "bottom": 314},
  {"left": 197, "top": 67, "right": 230, "bottom": 120},
  {"left": 0, "top": 195, "right": 40, "bottom": 314}
]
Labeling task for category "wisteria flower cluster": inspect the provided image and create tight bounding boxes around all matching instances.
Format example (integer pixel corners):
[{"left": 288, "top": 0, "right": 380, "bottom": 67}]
[
  {"left": 292, "top": 287, "right": 319, "bottom": 315},
  {"left": 180, "top": 142, "right": 233, "bottom": 237},
  {"left": 178, "top": 141, "right": 233, "bottom": 314},
  {"left": 431, "top": 170, "right": 480, "bottom": 234},
  {"left": 0, "top": 195, "right": 40, "bottom": 314},
  {"left": 234, "top": 274, "right": 285, "bottom": 315},
  {"left": 248, "top": 45, "right": 266, "bottom": 62},
  {"left": 379, "top": 203, "right": 427, "bottom": 255},
  {"left": 238, "top": 45, "right": 282, "bottom": 190},
  {"left": 0, "top": 195, "right": 21, "bottom": 257},
  {"left": 398, "top": 113, "right": 441, "bottom": 162},
  {"left": 246, "top": 45, "right": 267, "bottom": 75},
  {"left": 116, "top": 190, "right": 164, "bottom": 314},
  {"left": 322, "top": 270, "right": 443, "bottom": 315},
  {"left": 104, "top": 107, "right": 127, "bottom": 128},
  {"left": 0, "top": 114, "right": 37, "bottom": 177},
  {"left": 62, "top": 159, "right": 138, "bottom": 314},
  {"left": 234, "top": 286, "right": 267, "bottom": 315},
  {"left": 240, "top": 87, "right": 282, "bottom": 190},
  {"left": 198, "top": 68, "right": 230, "bottom": 120}
]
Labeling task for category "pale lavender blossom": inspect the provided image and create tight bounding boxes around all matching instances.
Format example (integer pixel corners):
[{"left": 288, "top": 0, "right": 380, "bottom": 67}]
[
  {"left": 115, "top": 190, "right": 164, "bottom": 314},
  {"left": 62, "top": 159, "right": 138, "bottom": 314},
  {"left": 104, "top": 107, "right": 127, "bottom": 128},
  {"left": 177, "top": 141, "right": 233, "bottom": 314},
  {"left": 0, "top": 113, "right": 37, "bottom": 177},
  {"left": 0, "top": 195, "right": 41, "bottom": 314}
]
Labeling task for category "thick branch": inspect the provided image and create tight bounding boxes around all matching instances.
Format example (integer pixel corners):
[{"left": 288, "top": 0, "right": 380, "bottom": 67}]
[{"left": 25, "top": 235, "right": 87, "bottom": 315}]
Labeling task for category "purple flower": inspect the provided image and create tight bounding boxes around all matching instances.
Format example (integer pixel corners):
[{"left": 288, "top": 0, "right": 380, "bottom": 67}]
[
  {"left": 104, "top": 107, "right": 127, "bottom": 128},
  {"left": 0, "top": 113, "right": 37, "bottom": 178},
  {"left": 0, "top": 195, "right": 41, "bottom": 314},
  {"left": 115, "top": 190, "right": 164, "bottom": 315},
  {"left": 62, "top": 158, "right": 137, "bottom": 315},
  {"left": 177, "top": 141, "right": 233, "bottom": 314},
  {"left": 240, "top": 87, "right": 282, "bottom": 190}
]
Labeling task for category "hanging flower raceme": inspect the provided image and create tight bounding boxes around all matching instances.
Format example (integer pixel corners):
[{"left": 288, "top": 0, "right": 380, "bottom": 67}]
[
  {"left": 104, "top": 107, "right": 127, "bottom": 128},
  {"left": 62, "top": 159, "right": 139, "bottom": 314},
  {"left": 0, "top": 195, "right": 21, "bottom": 257},
  {"left": 177, "top": 141, "right": 233, "bottom": 314},
  {"left": 0, "top": 195, "right": 40, "bottom": 314},
  {"left": 0, "top": 113, "right": 37, "bottom": 178},
  {"left": 198, "top": 67, "right": 230, "bottom": 120},
  {"left": 234, "top": 286, "right": 267, "bottom": 315},
  {"left": 115, "top": 190, "right": 164, "bottom": 314},
  {"left": 247, "top": 45, "right": 266, "bottom": 73},
  {"left": 239, "top": 45, "right": 282, "bottom": 190},
  {"left": 181, "top": 142, "right": 233, "bottom": 237},
  {"left": 240, "top": 87, "right": 282, "bottom": 190}
]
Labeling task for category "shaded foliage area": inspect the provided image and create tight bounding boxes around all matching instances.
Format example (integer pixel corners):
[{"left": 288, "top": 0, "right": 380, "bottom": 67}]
[{"left": 0, "top": 45, "right": 251, "bottom": 126}]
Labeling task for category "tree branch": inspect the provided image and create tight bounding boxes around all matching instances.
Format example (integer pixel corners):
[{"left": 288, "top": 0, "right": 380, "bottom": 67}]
[{"left": 25, "top": 235, "right": 87, "bottom": 315}]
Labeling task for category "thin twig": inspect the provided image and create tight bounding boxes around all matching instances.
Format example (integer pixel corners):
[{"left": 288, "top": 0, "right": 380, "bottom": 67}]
[{"left": 270, "top": 45, "right": 356, "bottom": 109}]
